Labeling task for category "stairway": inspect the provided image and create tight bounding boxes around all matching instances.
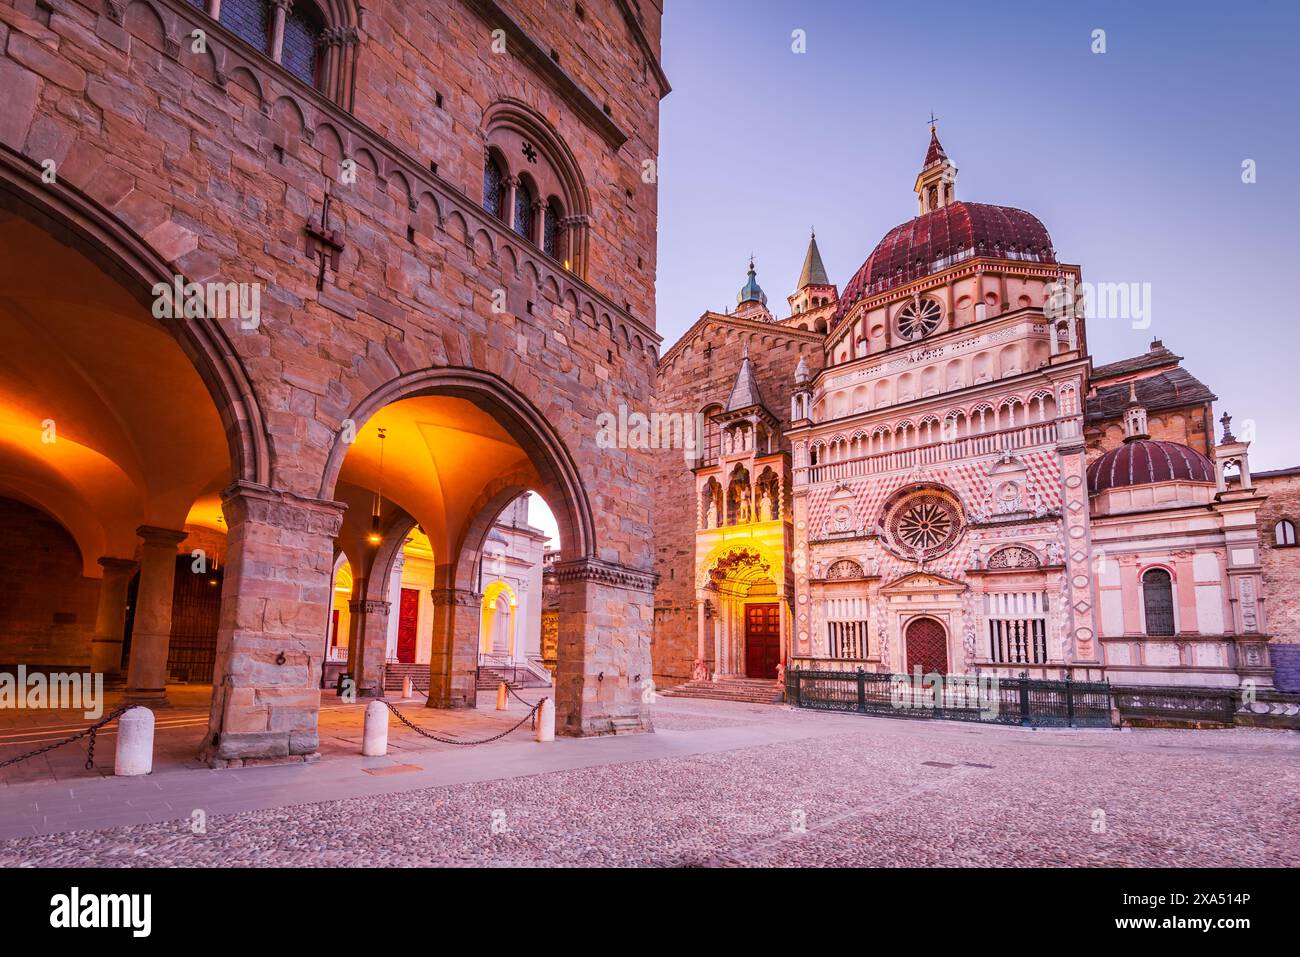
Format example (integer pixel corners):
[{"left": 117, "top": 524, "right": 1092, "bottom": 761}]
[
  {"left": 658, "top": 676, "right": 785, "bottom": 705},
  {"left": 383, "top": 662, "right": 428, "bottom": 694}
]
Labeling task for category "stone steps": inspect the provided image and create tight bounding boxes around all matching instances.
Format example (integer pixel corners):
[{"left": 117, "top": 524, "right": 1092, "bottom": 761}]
[{"left": 659, "top": 677, "right": 785, "bottom": 705}]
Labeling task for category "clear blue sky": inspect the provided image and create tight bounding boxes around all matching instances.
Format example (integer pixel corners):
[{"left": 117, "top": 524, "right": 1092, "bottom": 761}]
[{"left": 655, "top": 0, "right": 1300, "bottom": 470}]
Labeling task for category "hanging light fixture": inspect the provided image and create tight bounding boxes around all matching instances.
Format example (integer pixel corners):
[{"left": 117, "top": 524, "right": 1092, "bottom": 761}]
[{"left": 368, "top": 427, "right": 387, "bottom": 546}]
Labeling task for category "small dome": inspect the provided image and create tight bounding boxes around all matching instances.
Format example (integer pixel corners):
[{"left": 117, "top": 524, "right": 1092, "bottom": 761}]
[
  {"left": 1087, "top": 440, "right": 1215, "bottom": 493},
  {"left": 834, "top": 201, "right": 1055, "bottom": 323},
  {"left": 737, "top": 259, "right": 767, "bottom": 306}
]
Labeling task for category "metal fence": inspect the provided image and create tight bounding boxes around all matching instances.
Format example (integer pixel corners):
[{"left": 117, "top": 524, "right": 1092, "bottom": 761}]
[{"left": 786, "top": 668, "right": 1114, "bottom": 729}]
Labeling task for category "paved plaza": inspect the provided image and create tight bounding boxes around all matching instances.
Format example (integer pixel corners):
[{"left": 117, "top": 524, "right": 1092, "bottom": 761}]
[{"left": 0, "top": 690, "right": 1296, "bottom": 867}]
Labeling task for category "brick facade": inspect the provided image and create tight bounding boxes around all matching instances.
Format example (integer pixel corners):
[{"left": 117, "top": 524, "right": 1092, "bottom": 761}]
[
  {"left": 1, "top": 0, "right": 666, "bottom": 761},
  {"left": 652, "top": 311, "right": 822, "bottom": 685}
]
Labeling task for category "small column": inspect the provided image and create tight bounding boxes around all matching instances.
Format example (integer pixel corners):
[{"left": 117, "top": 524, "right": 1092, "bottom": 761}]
[
  {"left": 91, "top": 557, "right": 137, "bottom": 676},
  {"left": 124, "top": 526, "right": 188, "bottom": 705},
  {"left": 695, "top": 597, "right": 708, "bottom": 671},
  {"left": 504, "top": 176, "right": 520, "bottom": 232},
  {"left": 269, "top": 0, "right": 290, "bottom": 64}
]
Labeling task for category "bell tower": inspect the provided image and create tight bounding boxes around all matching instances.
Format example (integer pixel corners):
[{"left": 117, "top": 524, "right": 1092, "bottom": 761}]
[{"left": 914, "top": 123, "right": 957, "bottom": 215}]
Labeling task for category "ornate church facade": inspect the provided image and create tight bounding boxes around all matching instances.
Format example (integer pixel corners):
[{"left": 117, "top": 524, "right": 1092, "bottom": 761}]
[{"left": 653, "top": 128, "right": 1295, "bottom": 693}]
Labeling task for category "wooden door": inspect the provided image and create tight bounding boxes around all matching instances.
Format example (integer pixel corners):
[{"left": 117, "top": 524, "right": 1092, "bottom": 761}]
[
  {"left": 396, "top": 587, "right": 420, "bottom": 663},
  {"left": 905, "top": 617, "right": 949, "bottom": 675},
  {"left": 744, "top": 602, "right": 781, "bottom": 679}
]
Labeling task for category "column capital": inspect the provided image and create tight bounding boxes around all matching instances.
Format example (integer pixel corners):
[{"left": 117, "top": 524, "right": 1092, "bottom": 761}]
[
  {"left": 348, "top": 598, "right": 390, "bottom": 615},
  {"left": 552, "top": 556, "right": 658, "bottom": 592},
  {"left": 136, "top": 525, "right": 188, "bottom": 547},
  {"left": 220, "top": 481, "right": 346, "bottom": 538},
  {"left": 430, "top": 587, "right": 481, "bottom": 607},
  {"left": 98, "top": 556, "right": 139, "bottom": 573}
]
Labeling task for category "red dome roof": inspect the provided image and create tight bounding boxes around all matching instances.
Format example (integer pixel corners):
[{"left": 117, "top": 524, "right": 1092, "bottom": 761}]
[
  {"left": 833, "top": 201, "right": 1055, "bottom": 324},
  {"left": 1087, "top": 439, "right": 1216, "bottom": 493}
]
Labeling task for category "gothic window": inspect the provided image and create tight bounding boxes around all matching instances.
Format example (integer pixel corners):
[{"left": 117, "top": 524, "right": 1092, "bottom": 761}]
[
  {"left": 282, "top": 4, "right": 326, "bottom": 87},
  {"left": 1275, "top": 520, "right": 1297, "bottom": 546},
  {"left": 211, "top": 0, "right": 334, "bottom": 94},
  {"left": 513, "top": 178, "right": 534, "bottom": 240},
  {"left": 897, "top": 297, "right": 942, "bottom": 340},
  {"left": 543, "top": 197, "right": 563, "bottom": 259},
  {"left": 220, "top": 0, "right": 270, "bottom": 54},
  {"left": 483, "top": 155, "right": 506, "bottom": 219},
  {"left": 1142, "top": 568, "right": 1176, "bottom": 636}
]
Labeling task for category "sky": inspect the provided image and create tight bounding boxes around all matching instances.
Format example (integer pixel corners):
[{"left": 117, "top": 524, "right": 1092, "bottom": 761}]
[{"left": 654, "top": 0, "right": 1300, "bottom": 470}]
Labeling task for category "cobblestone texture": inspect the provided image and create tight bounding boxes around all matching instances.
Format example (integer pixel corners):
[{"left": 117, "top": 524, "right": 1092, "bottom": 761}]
[{"left": 2, "top": 698, "right": 1295, "bottom": 867}]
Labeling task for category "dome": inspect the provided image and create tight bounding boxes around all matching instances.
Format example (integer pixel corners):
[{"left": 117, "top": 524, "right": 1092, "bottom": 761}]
[
  {"left": 736, "top": 259, "right": 767, "bottom": 306},
  {"left": 833, "top": 201, "right": 1055, "bottom": 323},
  {"left": 1087, "top": 439, "right": 1216, "bottom": 493}
]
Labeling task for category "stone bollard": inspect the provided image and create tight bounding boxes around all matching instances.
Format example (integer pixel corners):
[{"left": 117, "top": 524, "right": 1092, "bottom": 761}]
[
  {"left": 496, "top": 681, "right": 509, "bottom": 711},
  {"left": 362, "top": 700, "right": 389, "bottom": 756},
  {"left": 402, "top": 675, "right": 413, "bottom": 699},
  {"left": 536, "top": 696, "right": 555, "bottom": 742},
  {"left": 114, "top": 706, "right": 155, "bottom": 776}
]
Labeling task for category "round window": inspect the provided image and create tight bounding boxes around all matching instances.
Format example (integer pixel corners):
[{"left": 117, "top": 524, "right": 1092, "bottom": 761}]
[{"left": 897, "top": 298, "right": 942, "bottom": 340}]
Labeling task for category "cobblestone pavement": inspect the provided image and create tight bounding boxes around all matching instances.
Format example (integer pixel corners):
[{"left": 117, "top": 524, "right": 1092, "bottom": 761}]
[{"left": 1, "top": 696, "right": 1296, "bottom": 867}]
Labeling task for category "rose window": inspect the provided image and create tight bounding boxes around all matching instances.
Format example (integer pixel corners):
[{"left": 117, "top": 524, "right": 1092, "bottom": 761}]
[
  {"left": 897, "top": 298, "right": 942, "bottom": 340},
  {"left": 881, "top": 489, "right": 963, "bottom": 561}
]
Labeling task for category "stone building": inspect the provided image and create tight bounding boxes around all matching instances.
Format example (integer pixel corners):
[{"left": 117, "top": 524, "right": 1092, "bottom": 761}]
[
  {"left": 654, "top": 127, "right": 1291, "bottom": 694},
  {"left": 0, "top": 0, "right": 668, "bottom": 761}
]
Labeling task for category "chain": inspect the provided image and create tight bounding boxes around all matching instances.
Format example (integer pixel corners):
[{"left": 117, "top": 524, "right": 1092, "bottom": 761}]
[
  {"left": 381, "top": 698, "right": 541, "bottom": 746},
  {"left": 0, "top": 705, "right": 131, "bottom": 772}
]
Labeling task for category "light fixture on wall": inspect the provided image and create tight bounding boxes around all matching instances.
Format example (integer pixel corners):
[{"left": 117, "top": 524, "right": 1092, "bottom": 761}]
[{"left": 368, "top": 427, "right": 387, "bottom": 546}]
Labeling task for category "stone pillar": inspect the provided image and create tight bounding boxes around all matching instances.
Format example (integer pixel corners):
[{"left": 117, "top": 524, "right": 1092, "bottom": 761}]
[
  {"left": 553, "top": 558, "right": 656, "bottom": 735},
  {"left": 124, "top": 526, "right": 188, "bottom": 704},
  {"left": 426, "top": 586, "right": 480, "bottom": 708},
  {"left": 695, "top": 597, "right": 708, "bottom": 668},
  {"left": 201, "top": 482, "right": 345, "bottom": 766},
  {"left": 91, "top": 557, "right": 137, "bottom": 676},
  {"left": 269, "top": 0, "right": 290, "bottom": 63},
  {"left": 346, "top": 595, "right": 390, "bottom": 698}
]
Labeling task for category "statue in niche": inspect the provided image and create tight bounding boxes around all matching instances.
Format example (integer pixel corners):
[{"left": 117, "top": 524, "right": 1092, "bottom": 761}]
[
  {"left": 737, "top": 488, "right": 752, "bottom": 523},
  {"left": 1046, "top": 540, "right": 1064, "bottom": 565},
  {"left": 759, "top": 488, "right": 774, "bottom": 522},
  {"left": 705, "top": 498, "right": 717, "bottom": 529}
]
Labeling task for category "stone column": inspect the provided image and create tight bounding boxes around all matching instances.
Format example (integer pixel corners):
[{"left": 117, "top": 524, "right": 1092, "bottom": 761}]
[
  {"left": 553, "top": 557, "right": 656, "bottom": 735},
  {"left": 269, "top": 0, "right": 290, "bottom": 63},
  {"left": 201, "top": 482, "right": 345, "bottom": 766},
  {"left": 426, "top": 585, "right": 480, "bottom": 708},
  {"left": 91, "top": 557, "right": 137, "bottom": 676},
  {"left": 346, "top": 594, "right": 390, "bottom": 698},
  {"left": 124, "top": 526, "right": 188, "bottom": 704},
  {"left": 695, "top": 597, "right": 708, "bottom": 672}
]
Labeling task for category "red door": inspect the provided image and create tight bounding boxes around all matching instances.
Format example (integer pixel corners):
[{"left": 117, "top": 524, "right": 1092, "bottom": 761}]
[
  {"left": 744, "top": 603, "right": 781, "bottom": 679},
  {"left": 396, "top": 587, "right": 419, "bottom": 664},
  {"left": 905, "top": 617, "right": 949, "bottom": 675}
]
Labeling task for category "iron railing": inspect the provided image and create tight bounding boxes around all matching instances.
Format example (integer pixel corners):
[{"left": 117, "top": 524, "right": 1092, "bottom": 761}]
[{"left": 786, "top": 667, "right": 1113, "bottom": 729}]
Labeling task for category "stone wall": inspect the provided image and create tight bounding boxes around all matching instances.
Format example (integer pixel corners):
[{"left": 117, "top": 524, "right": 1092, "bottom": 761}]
[
  {"left": 1, "top": 0, "right": 665, "bottom": 756},
  {"left": 0, "top": 497, "right": 100, "bottom": 667},
  {"left": 651, "top": 318, "right": 822, "bottom": 685},
  {"left": 1254, "top": 471, "right": 1300, "bottom": 691}
]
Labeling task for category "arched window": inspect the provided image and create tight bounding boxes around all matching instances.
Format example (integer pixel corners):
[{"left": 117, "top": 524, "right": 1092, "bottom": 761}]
[
  {"left": 219, "top": 0, "right": 270, "bottom": 54},
  {"left": 543, "top": 197, "right": 563, "bottom": 259},
  {"left": 1276, "top": 520, "right": 1297, "bottom": 546},
  {"left": 513, "top": 178, "right": 534, "bottom": 240},
  {"left": 482, "top": 155, "right": 505, "bottom": 220},
  {"left": 203, "top": 0, "right": 342, "bottom": 96},
  {"left": 282, "top": 3, "right": 326, "bottom": 87},
  {"left": 1142, "top": 568, "right": 1175, "bottom": 636}
]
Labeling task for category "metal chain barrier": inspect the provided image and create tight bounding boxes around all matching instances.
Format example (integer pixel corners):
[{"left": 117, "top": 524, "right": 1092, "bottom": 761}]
[
  {"left": 381, "top": 698, "right": 540, "bottom": 746},
  {"left": 0, "top": 704, "right": 131, "bottom": 772}
]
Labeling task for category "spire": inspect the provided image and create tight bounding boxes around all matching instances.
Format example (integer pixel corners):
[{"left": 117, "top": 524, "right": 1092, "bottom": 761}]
[
  {"left": 796, "top": 230, "right": 830, "bottom": 289},
  {"left": 793, "top": 353, "right": 810, "bottom": 387},
  {"left": 914, "top": 120, "right": 957, "bottom": 214},
  {"left": 736, "top": 256, "right": 767, "bottom": 307},
  {"left": 725, "top": 340, "right": 765, "bottom": 412},
  {"left": 1122, "top": 382, "right": 1150, "bottom": 442},
  {"left": 922, "top": 124, "right": 947, "bottom": 168}
]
